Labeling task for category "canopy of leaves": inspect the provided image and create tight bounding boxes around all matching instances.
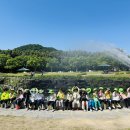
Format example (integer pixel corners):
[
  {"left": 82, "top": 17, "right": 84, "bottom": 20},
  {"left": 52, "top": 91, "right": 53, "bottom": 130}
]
[{"left": 0, "top": 44, "right": 129, "bottom": 72}]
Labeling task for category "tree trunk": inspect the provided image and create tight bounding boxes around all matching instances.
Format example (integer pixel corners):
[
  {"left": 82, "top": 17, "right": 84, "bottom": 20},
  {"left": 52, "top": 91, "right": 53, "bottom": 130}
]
[{"left": 51, "top": 67, "right": 53, "bottom": 72}]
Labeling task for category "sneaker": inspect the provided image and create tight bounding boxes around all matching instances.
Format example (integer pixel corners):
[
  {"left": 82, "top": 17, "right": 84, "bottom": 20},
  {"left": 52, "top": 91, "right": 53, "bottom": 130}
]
[
  {"left": 108, "top": 107, "right": 112, "bottom": 110},
  {"left": 52, "top": 109, "right": 55, "bottom": 112},
  {"left": 38, "top": 106, "right": 41, "bottom": 111},
  {"left": 99, "top": 107, "right": 103, "bottom": 111},
  {"left": 90, "top": 109, "right": 93, "bottom": 112},
  {"left": 112, "top": 105, "right": 115, "bottom": 109}
]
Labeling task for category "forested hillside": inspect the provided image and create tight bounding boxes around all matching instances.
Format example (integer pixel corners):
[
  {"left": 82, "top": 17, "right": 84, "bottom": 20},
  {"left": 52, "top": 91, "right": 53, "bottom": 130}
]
[{"left": 0, "top": 44, "right": 129, "bottom": 72}]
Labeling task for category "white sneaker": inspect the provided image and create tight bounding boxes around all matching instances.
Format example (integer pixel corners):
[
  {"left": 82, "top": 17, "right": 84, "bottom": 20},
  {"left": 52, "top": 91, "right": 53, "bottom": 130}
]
[
  {"left": 52, "top": 109, "right": 55, "bottom": 112},
  {"left": 90, "top": 109, "right": 93, "bottom": 112},
  {"left": 109, "top": 107, "right": 112, "bottom": 110},
  {"left": 99, "top": 107, "right": 103, "bottom": 111}
]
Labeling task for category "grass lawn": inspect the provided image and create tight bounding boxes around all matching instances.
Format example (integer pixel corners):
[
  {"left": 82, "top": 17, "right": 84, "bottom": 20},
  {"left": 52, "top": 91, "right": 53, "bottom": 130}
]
[{"left": 0, "top": 71, "right": 130, "bottom": 78}]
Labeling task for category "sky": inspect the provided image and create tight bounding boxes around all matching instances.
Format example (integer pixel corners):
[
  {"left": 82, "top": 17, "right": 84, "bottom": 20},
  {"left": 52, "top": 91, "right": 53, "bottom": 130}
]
[{"left": 0, "top": 0, "right": 130, "bottom": 52}]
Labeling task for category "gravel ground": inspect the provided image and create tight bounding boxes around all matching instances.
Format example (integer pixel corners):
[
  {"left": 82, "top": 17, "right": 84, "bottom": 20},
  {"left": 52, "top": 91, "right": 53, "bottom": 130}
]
[{"left": 0, "top": 108, "right": 130, "bottom": 130}]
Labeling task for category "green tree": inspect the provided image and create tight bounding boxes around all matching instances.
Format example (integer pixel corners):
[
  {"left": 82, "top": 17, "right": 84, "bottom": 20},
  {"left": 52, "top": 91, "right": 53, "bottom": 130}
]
[
  {"left": 0, "top": 54, "right": 11, "bottom": 71},
  {"left": 46, "top": 58, "right": 59, "bottom": 72},
  {"left": 27, "top": 57, "right": 46, "bottom": 71}
]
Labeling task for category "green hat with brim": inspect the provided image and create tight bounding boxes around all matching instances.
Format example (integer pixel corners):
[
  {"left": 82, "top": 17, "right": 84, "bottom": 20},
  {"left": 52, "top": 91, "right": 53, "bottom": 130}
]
[
  {"left": 48, "top": 89, "right": 54, "bottom": 94},
  {"left": 72, "top": 86, "right": 79, "bottom": 92},
  {"left": 86, "top": 88, "right": 91, "bottom": 93},
  {"left": 10, "top": 88, "right": 15, "bottom": 91},
  {"left": 30, "top": 88, "right": 38, "bottom": 93},
  {"left": 39, "top": 89, "right": 44, "bottom": 94},
  {"left": 18, "top": 88, "right": 24, "bottom": 92},
  {"left": 107, "top": 88, "right": 110, "bottom": 91},
  {"left": 81, "top": 88, "right": 86, "bottom": 91},
  {"left": 68, "top": 89, "right": 72, "bottom": 93},
  {"left": 24, "top": 89, "right": 29, "bottom": 92},
  {"left": 119, "top": 88, "right": 124, "bottom": 93},
  {"left": 93, "top": 88, "right": 97, "bottom": 91},
  {"left": 99, "top": 87, "right": 104, "bottom": 90},
  {"left": 114, "top": 88, "right": 118, "bottom": 91}
]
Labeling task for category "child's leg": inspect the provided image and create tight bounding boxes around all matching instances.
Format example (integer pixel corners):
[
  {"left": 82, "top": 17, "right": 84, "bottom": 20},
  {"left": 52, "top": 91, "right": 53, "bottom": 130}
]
[
  {"left": 92, "top": 100, "right": 95, "bottom": 109},
  {"left": 61, "top": 100, "right": 64, "bottom": 110},
  {"left": 77, "top": 100, "right": 80, "bottom": 109},
  {"left": 94, "top": 100, "right": 98, "bottom": 110},
  {"left": 86, "top": 101, "right": 88, "bottom": 111},
  {"left": 82, "top": 101, "right": 85, "bottom": 110},
  {"left": 108, "top": 99, "right": 112, "bottom": 109},
  {"left": 97, "top": 100, "right": 102, "bottom": 110},
  {"left": 52, "top": 101, "right": 56, "bottom": 110}
]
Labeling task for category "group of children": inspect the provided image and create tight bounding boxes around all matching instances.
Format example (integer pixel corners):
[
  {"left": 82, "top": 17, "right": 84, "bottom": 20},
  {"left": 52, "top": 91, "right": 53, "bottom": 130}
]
[{"left": 0, "top": 86, "right": 130, "bottom": 112}]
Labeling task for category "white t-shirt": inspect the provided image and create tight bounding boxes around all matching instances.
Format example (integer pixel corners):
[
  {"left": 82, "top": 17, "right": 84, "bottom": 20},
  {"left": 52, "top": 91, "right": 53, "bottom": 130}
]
[
  {"left": 48, "top": 94, "right": 56, "bottom": 101},
  {"left": 17, "top": 94, "right": 24, "bottom": 99},
  {"left": 112, "top": 92, "right": 120, "bottom": 101},
  {"left": 35, "top": 93, "right": 44, "bottom": 100}
]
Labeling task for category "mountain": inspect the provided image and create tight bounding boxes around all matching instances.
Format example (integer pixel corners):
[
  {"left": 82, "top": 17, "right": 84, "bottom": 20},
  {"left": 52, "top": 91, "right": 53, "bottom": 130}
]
[{"left": 13, "top": 44, "right": 57, "bottom": 52}]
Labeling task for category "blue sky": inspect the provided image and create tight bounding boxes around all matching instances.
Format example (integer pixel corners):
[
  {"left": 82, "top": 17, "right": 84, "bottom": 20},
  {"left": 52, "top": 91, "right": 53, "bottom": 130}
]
[{"left": 0, "top": 0, "right": 130, "bottom": 52}]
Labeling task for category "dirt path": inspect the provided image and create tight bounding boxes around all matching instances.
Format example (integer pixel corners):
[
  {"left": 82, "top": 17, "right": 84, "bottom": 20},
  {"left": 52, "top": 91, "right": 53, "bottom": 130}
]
[{"left": 0, "top": 108, "right": 130, "bottom": 130}]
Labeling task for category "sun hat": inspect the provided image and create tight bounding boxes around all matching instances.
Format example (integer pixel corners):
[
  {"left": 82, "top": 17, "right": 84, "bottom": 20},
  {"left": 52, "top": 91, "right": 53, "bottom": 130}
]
[
  {"left": 99, "top": 87, "right": 104, "bottom": 90},
  {"left": 81, "top": 88, "right": 86, "bottom": 91},
  {"left": 93, "top": 88, "right": 97, "bottom": 91},
  {"left": 119, "top": 88, "right": 124, "bottom": 93},
  {"left": 39, "top": 89, "right": 44, "bottom": 94},
  {"left": 48, "top": 89, "right": 54, "bottom": 94},
  {"left": 114, "top": 88, "right": 118, "bottom": 91},
  {"left": 30, "top": 88, "right": 38, "bottom": 93},
  {"left": 72, "top": 86, "right": 79, "bottom": 92}
]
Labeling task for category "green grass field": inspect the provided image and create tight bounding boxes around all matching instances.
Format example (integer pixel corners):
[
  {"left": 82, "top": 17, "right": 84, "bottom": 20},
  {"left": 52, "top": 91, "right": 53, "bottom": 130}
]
[{"left": 0, "top": 71, "right": 130, "bottom": 78}]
